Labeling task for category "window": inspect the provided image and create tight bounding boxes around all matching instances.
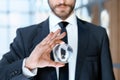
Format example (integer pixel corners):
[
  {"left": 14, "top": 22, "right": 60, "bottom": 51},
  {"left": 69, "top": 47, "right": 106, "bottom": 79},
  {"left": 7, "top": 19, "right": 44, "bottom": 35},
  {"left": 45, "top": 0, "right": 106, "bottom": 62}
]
[{"left": 0, "top": 0, "right": 109, "bottom": 59}]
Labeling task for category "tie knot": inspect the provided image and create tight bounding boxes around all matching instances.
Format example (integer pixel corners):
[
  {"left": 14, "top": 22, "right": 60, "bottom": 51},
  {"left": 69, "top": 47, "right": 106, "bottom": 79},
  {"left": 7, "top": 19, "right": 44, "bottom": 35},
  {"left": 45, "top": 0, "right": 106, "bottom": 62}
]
[{"left": 59, "top": 22, "right": 68, "bottom": 28}]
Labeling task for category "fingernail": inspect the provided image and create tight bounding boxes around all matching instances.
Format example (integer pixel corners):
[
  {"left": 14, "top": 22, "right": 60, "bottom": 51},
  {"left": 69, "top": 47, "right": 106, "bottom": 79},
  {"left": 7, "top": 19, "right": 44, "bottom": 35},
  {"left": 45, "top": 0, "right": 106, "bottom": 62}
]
[{"left": 60, "top": 42, "right": 65, "bottom": 44}]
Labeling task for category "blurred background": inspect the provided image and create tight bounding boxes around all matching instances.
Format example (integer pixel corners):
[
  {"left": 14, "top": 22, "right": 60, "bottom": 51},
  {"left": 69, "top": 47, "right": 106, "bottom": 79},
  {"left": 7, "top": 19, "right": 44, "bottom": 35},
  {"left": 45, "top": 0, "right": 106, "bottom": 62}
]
[{"left": 0, "top": 0, "right": 120, "bottom": 79}]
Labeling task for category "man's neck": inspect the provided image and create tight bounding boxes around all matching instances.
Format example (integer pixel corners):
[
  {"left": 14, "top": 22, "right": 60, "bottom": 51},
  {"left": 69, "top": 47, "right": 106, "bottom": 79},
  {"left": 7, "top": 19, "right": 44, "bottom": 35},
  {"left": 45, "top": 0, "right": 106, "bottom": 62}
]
[{"left": 50, "top": 11, "right": 75, "bottom": 21}]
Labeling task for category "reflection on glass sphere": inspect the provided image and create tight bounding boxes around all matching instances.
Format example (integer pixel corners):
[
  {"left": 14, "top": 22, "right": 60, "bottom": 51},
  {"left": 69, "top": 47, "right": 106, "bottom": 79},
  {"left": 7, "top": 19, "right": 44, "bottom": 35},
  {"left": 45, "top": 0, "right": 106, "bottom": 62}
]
[{"left": 53, "top": 44, "right": 73, "bottom": 63}]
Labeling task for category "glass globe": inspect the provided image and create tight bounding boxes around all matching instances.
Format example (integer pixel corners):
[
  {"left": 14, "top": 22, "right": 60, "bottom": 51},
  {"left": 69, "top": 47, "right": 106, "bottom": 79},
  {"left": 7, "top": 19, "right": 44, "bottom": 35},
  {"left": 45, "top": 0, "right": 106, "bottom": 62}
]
[{"left": 53, "top": 43, "right": 73, "bottom": 63}]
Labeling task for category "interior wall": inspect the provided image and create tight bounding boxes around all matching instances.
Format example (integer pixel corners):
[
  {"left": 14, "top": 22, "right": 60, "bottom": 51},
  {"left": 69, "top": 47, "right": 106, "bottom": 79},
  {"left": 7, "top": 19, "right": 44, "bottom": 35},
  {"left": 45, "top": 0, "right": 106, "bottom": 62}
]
[
  {"left": 90, "top": 0, "right": 120, "bottom": 80},
  {"left": 105, "top": 0, "right": 120, "bottom": 80}
]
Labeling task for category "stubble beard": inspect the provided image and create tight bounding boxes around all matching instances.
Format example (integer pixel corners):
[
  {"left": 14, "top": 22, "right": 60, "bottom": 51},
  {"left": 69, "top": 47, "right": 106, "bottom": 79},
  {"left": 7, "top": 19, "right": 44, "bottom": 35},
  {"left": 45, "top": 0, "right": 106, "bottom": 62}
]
[{"left": 51, "top": 4, "right": 74, "bottom": 20}]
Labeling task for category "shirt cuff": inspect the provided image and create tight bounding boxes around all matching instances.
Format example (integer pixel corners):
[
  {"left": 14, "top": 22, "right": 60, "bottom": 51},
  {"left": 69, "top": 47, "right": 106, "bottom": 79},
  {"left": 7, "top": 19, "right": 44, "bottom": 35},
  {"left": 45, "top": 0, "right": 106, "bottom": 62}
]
[{"left": 22, "top": 58, "right": 38, "bottom": 78}]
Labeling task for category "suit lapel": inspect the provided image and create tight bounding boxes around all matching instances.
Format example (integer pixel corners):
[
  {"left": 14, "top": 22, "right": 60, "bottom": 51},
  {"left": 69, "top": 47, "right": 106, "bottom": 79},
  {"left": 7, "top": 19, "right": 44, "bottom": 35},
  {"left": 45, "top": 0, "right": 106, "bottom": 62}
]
[
  {"left": 75, "top": 18, "right": 89, "bottom": 80},
  {"left": 31, "top": 18, "right": 57, "bottom": 80},
  {"left": 30, "top": 18, "right": 89, "bottom": 80},
  {"left": 32, "top": 18, "right": 49, "bottom": 47}
]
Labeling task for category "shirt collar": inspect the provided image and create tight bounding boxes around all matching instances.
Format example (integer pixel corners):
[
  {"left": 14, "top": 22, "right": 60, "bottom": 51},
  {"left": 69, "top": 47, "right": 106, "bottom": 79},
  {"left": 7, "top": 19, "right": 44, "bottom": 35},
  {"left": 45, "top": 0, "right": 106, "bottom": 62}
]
[{"left": 49, "top": 12, "right": 77, "bottom": 29}]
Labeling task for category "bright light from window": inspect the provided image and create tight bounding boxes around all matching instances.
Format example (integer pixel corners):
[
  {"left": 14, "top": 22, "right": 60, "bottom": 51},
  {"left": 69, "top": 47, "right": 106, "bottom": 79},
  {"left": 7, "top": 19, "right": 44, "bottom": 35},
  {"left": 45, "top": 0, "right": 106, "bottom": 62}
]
[{"left": 101, "top": 9, "right": 110, "bottom": 35}]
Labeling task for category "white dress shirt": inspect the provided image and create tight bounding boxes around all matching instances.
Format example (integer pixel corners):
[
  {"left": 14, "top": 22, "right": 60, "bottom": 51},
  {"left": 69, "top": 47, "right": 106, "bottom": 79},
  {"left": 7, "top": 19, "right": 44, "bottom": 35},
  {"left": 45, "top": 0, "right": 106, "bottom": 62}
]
[
  {"left": 49, "top": 12, "right": 78, "bottom": 80},
  {"left": 22, "top": 12, "right": 78, "bottom": 80}
]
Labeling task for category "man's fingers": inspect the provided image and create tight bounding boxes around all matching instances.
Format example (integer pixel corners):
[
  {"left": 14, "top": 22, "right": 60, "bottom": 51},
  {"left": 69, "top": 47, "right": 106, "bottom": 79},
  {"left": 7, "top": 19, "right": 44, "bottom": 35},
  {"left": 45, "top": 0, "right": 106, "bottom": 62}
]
[
  {"left": 44, "top": 29, "right": 61, "bottom": 42},
  {"left": 47, "top": 31, "right": 66, "bottom": 47},
  {"left": 38, "top": 29, "right": 61, "bottom": 46},
  {"left": 50, "top": 29, "right": 61, "bottom": 40},
  {"left": 56, "top": 32, "right": 66, "bottom": 40},
  {"left": 42, "top": 32, "right": 54, "bottom": 43}
]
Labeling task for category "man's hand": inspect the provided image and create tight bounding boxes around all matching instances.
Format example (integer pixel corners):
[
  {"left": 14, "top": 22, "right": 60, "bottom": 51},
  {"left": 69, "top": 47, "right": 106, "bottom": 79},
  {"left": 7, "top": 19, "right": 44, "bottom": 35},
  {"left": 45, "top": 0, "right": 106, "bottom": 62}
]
[{"left": 25, "top": 29, "right": 65, "bottom": 70}]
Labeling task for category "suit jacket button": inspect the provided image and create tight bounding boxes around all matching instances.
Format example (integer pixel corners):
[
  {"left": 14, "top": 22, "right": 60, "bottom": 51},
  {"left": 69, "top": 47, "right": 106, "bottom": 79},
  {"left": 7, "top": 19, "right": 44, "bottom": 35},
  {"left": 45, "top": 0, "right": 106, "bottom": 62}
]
[
  {"left": 11, "top": 72, "right": 15, "bottom": 77},
  {"left": 14, "top": 71, "right": 18, "bottom": 74}
]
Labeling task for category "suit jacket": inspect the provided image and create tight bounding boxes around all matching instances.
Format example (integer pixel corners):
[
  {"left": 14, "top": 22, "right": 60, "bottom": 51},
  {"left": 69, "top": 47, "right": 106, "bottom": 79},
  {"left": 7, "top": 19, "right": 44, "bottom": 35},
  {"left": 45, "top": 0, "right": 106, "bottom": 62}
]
[{"left": 0, "top": 18, "right": 115, "bottom": 80}]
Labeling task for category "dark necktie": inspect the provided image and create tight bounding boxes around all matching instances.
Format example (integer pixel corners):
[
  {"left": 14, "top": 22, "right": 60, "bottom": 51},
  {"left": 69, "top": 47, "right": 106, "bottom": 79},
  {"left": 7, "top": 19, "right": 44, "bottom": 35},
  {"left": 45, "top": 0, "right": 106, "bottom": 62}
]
[
  {"left": 58, "top": 22, "right": 68, "bottom": 44},
  {"left": 58, "top": 22, "right": 69, "bottom": 80}
]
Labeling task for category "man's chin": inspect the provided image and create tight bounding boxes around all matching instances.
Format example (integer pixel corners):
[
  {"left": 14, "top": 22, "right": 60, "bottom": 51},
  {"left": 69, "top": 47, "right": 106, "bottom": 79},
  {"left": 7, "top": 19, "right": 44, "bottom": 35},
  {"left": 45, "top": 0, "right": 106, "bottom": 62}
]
[{"left": 57, "top": 14, "right": 69, "bottom": 20}]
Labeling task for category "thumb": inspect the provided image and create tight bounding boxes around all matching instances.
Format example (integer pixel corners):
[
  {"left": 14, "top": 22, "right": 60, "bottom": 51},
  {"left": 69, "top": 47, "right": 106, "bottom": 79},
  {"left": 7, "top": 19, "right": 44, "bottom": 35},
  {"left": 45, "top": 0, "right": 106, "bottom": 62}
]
[{"left": 48, "top": 60, "right": 65, "bottom": 67}]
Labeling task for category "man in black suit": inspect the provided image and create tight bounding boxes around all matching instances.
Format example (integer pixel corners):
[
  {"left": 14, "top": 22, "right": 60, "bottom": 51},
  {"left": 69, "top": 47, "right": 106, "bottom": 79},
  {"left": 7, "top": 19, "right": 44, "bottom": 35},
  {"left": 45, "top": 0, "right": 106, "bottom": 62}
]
[{"left": 0, "top": 0, "right": 115, "bottom": 80}]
